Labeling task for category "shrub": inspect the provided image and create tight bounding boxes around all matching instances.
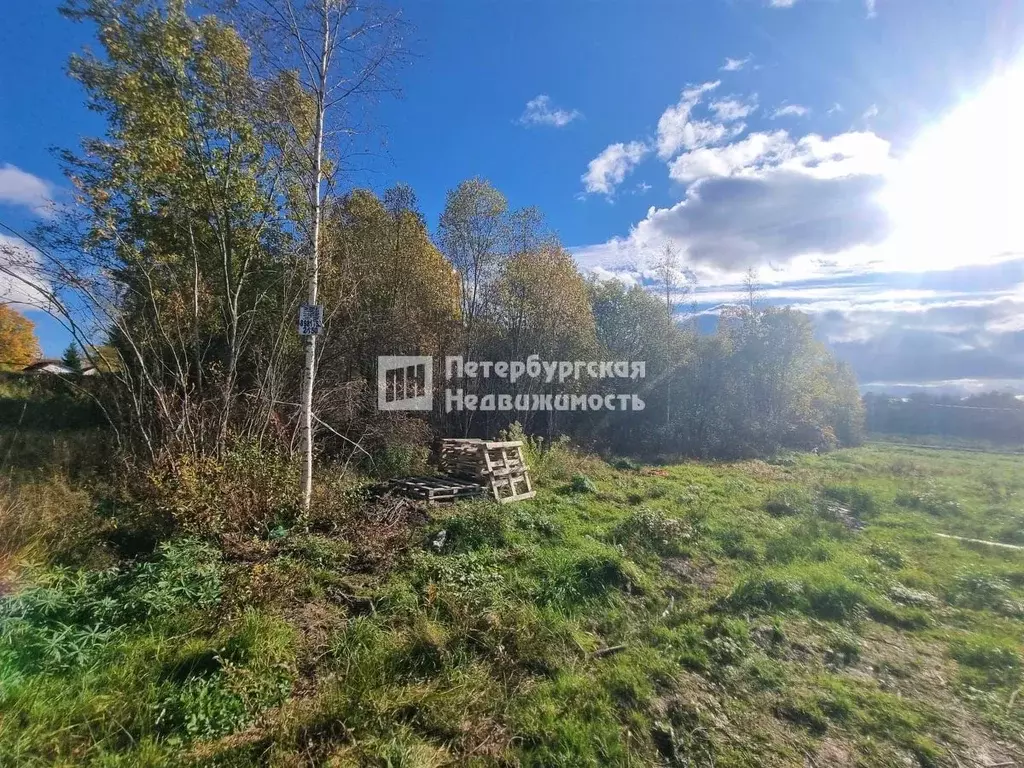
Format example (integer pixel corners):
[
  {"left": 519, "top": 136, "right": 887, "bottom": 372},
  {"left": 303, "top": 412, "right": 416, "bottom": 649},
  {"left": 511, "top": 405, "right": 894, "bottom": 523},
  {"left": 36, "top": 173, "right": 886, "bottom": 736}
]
[
  {"left": 569, "top": 474, "right": 597, "bottom": 494},
  {"left": 499, "top": 423, "right": 604, "bottom": 485},
  {"left": 369, "top": 442, "right": 429, "bottom": 479},
  {"left": 153, "top": 442, "right": 299, "bottom": 536}
]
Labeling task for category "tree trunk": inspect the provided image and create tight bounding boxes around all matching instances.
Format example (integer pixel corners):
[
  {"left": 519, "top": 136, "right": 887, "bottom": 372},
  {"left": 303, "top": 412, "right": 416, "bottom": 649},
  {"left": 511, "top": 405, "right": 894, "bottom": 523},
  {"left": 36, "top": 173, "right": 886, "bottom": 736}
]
[{"left": 300, "top": 8, "right": 330, "bottom": 512}]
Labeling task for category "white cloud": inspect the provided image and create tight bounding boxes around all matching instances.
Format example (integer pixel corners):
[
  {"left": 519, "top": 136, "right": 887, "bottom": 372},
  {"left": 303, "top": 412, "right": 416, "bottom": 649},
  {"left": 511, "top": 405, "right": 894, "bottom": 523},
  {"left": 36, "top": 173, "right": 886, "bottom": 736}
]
[
  {"left": 710, "top": 97, "right": 757, "bottom": 122},
  {"left": 581, "top": 141, "right": 649, "bottom": 195},
  {"left": 668, "top": 130, "right": 792, "bottom": 183},
  {"left": 576, "top": 125, "right": 894, "bottom": 280},
  {"left": 0, "top": 234, "right": 50, "bottom": 306},
  {"left": 0, "top": 164, "right": 56, "bottom": 218},
  {"left": 827, "top": 103, "right": 843, "bottom": 115},
  {"left": 771, "top": 104, "right": 810, "bottom": 119},
  {"left": 668, "top": 129, "right": 891, "bottom": 184},
  {"left": 656, "top": 80, "right": 728, "bottom": 159},
  {"left": 519, "top": 95, "right": 582, "bottom": 128},
  {"left": 866, "top": 0, "right": 878, "bottom": 18},
  {"left": 862, "top": 103, "right": 879, "bottom": 121},
  {"left": 721, "top": 56, "right": 752, "bottom": 72},
  {"left": 769, "top": 0, "right": 799, "bottom": 7}
]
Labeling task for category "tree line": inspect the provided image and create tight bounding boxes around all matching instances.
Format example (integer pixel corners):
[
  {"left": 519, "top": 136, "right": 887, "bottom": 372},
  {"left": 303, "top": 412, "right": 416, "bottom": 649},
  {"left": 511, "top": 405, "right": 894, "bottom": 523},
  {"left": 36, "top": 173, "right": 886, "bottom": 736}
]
[
  {"left": 0, "top": 0, "right": 864, "bottom": 487},
  {"left": 865, "top": 392, "right": 1024, "bottom": 446}
]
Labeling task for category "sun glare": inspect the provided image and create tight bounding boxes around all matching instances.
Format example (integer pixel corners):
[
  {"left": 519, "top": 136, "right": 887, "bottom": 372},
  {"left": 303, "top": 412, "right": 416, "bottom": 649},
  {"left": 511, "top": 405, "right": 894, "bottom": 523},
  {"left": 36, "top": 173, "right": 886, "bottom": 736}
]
[{"left": 882, "top": 58, "right": 1024, "bottom": 270}]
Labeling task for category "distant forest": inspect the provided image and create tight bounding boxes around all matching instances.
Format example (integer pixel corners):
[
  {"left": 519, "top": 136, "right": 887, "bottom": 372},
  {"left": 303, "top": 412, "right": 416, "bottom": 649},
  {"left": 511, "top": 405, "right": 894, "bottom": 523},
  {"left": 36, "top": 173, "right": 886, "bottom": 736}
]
[{"left": 864, "top": 391, "right": 1024, "bottom": 446}]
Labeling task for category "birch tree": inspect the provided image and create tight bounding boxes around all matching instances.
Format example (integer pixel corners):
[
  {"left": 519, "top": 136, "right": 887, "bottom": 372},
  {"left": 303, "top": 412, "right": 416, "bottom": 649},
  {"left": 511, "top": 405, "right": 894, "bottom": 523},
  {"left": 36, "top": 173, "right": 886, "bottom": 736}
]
[{"left": 220, "top": 0, "right": 406, "bottom": 509}]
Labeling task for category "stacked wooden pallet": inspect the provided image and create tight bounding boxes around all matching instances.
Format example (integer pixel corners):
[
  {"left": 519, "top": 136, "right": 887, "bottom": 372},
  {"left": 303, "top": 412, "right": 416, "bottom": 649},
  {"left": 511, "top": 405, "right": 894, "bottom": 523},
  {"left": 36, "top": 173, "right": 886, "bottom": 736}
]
[
  {"left": 438, "top": 438, "right": 536, "bottom": 503},
  {"left": 386, "top": 475, "right": 485, "bottom": 503}
]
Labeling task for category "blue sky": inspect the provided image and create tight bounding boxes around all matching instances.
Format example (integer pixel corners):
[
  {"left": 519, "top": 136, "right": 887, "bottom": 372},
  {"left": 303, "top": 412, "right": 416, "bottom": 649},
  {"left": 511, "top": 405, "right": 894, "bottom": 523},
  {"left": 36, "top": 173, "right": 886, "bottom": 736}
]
[{"left": 1, "top": 0, "right": 1023, "bottom": 394}]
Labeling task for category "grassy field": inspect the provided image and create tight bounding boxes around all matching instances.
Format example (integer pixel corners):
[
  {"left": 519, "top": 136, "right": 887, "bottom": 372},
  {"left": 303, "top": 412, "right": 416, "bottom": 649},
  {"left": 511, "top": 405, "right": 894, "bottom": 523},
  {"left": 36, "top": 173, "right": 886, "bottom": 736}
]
[{"left": 2, "top": 441, "right": 1023, "bottom": 766}]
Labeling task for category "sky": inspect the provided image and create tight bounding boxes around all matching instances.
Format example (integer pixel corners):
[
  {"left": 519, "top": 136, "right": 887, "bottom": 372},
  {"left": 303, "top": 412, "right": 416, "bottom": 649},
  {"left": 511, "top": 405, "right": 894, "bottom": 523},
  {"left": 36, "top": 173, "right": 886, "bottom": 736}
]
[{"left": 1, "top": 0, "right": 1023, "bottom": 395}]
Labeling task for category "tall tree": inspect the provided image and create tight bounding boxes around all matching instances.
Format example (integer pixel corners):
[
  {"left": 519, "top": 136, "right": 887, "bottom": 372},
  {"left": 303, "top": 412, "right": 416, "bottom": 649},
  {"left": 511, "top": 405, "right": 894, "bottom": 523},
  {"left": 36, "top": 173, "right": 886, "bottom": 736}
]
[
  {"left": 0, "top": 305, "right": 40, "bottom": 370},
  {"left": 5, "top": 0, "right": 302, "bottom": 461},
  {"left": 437, "top": 178, "right": 508, "bottom": 346},
  {"left": 653, "top": 243, "right": 681, "bottom": 315},
  {"left": 220, "top": 0, "right": 407, "bottom": 510}
]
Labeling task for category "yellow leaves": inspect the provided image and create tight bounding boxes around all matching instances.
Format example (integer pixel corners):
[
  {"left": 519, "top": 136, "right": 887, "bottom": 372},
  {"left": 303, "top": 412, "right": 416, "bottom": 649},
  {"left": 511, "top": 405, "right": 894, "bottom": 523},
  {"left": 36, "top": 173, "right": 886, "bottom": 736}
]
[{"left": 0, "top": 306, "right": 41, "bottom": 371}]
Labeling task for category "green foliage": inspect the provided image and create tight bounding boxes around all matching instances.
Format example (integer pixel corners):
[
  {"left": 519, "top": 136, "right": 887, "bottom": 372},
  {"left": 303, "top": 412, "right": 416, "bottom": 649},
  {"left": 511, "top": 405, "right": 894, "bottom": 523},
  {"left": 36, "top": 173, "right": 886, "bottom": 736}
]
[
  {"left": 727, "top": 565, "right": 869, "bottom": 621},
  {"left": 61, "top": 344, "right": 84, "bottom": 373},
  {"left": 369, "top": 441, "right": 430, "bottom": 479},
  {"left": 610, "top": 507, "right": 692, "bottom": 555},
  {"left": 0, "top": 538, "right": 223, "bottom": 674},
  {"left": 434, "top": 503, "right": 511, "bottom": 552},
  {"left": 950, "top": 635, "right": 1022, "bottom": 687},
  {"left": 569, "top": 473, "right": 598, "bottom": 494},
  {"left": 153, "top": 442, "right": 299, "bottom": 535}
]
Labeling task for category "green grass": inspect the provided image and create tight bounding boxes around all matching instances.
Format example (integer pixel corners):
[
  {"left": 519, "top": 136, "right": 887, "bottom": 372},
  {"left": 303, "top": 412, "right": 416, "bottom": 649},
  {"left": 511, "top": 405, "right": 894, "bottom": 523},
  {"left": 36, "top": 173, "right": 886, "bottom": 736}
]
[{"left": 2, "top": 443, "right": 1024, "bottom": 765}]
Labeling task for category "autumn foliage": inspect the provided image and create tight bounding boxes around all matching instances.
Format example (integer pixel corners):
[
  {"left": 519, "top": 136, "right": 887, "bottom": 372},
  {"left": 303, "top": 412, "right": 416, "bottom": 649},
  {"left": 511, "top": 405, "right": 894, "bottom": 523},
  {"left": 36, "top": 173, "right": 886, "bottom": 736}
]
[{"left": 0, "top": 305, "right": 40, "bottom": 370}]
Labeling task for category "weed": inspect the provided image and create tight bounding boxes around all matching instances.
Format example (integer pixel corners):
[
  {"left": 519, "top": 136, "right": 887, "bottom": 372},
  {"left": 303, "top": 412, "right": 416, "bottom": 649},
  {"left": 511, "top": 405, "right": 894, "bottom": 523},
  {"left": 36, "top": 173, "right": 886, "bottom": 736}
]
[
  {"left": 822, "top": 484, "right": 878, "bottom": 519},
  {"left": 950, "top": 635, "right": 1022, "bottom": 687},
  {"left": 569, "top": 474, "right": 598, "bottom": 494},
  {"left": 948, "top": 572, "right": 1012, "bottom": 610},
  {"left": 610, "top": 508, "right": 692, "bottom": 556},
  {"left": 764, "top": 487, "right": 813, "bottom": 517}
]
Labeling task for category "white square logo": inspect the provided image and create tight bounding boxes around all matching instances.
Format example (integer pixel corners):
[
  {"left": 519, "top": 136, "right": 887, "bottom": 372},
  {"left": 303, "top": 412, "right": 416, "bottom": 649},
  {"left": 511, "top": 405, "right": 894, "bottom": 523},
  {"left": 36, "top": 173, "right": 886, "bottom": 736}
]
[{"left": 377, "top": 356, "right": 433, "bottom": 411}]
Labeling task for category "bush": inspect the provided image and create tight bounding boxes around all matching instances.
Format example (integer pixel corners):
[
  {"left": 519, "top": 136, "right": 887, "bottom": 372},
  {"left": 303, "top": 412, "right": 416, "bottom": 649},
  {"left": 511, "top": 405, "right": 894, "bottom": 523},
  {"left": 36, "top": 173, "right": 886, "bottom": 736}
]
[
  {"left": 368, "top": 442, "right": 429, "bottom": 479},
  {"left": 568, "top": 474, "right": 597, "bottom": 494},
  {"left": 151, "top": 441, "right": 299, "bottom": 536},
  {"left": 499, "top": 423, "right": 604, "bottom": 485}
]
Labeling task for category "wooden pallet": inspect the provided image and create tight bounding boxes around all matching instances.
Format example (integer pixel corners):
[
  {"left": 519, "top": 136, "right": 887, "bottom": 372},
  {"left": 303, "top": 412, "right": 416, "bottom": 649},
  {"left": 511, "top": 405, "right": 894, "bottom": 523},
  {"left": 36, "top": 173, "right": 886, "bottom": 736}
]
[
  {"left": 438, "top": 438, "right": 535, "bottom": 503},
  {"left": 387, "top": 475, "right": 485, "bottom": 503}
]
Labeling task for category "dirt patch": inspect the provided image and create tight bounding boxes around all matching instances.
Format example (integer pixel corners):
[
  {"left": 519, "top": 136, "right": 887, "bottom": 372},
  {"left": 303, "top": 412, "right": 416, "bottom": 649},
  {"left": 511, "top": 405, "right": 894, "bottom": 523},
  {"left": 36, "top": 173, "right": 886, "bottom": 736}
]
[
  {"left": 806, "top": 737, "right": 857, "bottom": 767},
  {"left": 662, "top": 556, "right": 717, "bottom": 592}
]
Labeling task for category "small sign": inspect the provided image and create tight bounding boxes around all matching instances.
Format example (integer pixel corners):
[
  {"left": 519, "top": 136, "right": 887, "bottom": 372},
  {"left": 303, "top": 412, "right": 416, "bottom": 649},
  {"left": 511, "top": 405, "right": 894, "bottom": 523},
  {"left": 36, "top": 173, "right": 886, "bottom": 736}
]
[{"left": 298, "top": 304, "right": 324, "bottom": 336}]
